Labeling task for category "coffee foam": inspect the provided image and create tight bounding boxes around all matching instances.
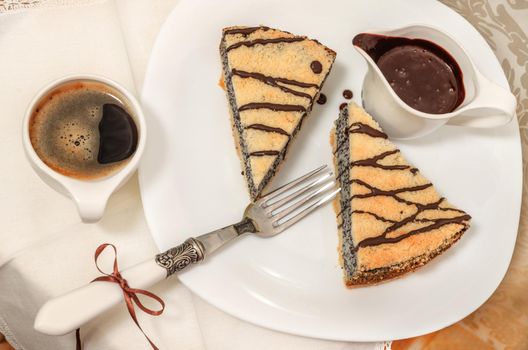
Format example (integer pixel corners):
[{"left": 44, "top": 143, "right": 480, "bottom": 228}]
[{"left": 29, "top": 80, "right": 136, "bottom": 180}]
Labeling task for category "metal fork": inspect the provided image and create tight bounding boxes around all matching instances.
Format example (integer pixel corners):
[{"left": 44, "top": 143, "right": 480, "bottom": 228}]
[{"left": 34, "top": 165, "right": 339, "bottom": 336}]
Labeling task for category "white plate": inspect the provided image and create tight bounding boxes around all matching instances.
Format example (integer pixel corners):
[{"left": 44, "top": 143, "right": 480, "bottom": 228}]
[{"left": 139, "top": 0, "right": 522, "bottom": 341}]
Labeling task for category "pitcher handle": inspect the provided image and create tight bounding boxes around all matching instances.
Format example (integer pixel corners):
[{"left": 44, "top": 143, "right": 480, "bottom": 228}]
[{"left": 448, "top": 71, "right": 516, "bottom": 128}]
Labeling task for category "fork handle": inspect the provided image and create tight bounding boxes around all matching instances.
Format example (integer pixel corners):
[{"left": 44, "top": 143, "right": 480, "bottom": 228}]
[
  {"left": 34, "top": 219, "right": 255, "bottom": 336},
  {"left": 156, "top": 217, "right": 255, "bottom": 276},
  {"left": 155, "top": 237, "right": 206, "bottom": 276}
]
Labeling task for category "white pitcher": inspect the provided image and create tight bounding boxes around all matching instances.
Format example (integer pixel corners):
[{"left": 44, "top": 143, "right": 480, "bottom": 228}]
[{"left": 354, "top": 24, "right": 516, "bottom": 139}]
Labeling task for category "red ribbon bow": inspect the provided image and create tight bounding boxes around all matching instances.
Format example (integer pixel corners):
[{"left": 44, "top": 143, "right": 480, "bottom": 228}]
[{"left": 76, "top": 243, "right": 165, "bottom": 350}]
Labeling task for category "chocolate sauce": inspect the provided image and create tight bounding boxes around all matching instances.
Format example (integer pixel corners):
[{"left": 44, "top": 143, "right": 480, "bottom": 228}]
[
  {"left": 232, "top": 69, "right": 312, "bottom": 99},
  {"left": 310, "top": 60, "right": 322, "bottom": 74},
  {"left": 316, "top": 93, "right": 327, "bottom": 104},
  {"left": 245, "top": 123, "right": 290, "bottom": 136},
  {"left": 98, "top": 104, "right": 138, "bottom": 164},
  {"left": 226, "top": 37, "right": 305, "bottom": 51},
  {"left": 339, "top": 103, "right": 347, "bottom": 111},
  {"left": 239, "top": 102, "right": 306, "bottom": 112},
  {"left": 353, "top": 33, "right": 464, "bottom": 114},
  {"left": 343, "top": 89, "right": 353, "bottom": 99}
]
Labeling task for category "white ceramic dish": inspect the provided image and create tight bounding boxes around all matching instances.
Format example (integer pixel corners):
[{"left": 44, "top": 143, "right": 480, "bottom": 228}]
[
  {"left": 356, "top": 24, "right": 516, "bottom": 139},
  {"left": 139, "top": 0, "right": 522, "bottom": 341}
]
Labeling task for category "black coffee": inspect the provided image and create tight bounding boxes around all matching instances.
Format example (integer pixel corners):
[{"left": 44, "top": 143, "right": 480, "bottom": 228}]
[{"left": 29, "top": 80, "right": 138, "bottom": 180}]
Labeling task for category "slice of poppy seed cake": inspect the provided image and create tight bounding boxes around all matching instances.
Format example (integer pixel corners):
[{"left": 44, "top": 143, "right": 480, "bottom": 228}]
[
  {"left": 220, "top": 25, "right": 336, "bottom": 201},
  {"left": 331, "top": 102, "right": 471, "bottom": 287}
]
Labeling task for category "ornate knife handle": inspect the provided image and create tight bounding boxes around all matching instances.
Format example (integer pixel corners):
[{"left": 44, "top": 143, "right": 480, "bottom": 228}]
[{"left": 155, "top": 238, "right": 205, "bottom": 277}]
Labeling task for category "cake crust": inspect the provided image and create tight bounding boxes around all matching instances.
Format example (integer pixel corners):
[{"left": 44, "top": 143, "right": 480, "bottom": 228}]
[{"left": 344, "top": 226, "right": 468, "bottom": 287}]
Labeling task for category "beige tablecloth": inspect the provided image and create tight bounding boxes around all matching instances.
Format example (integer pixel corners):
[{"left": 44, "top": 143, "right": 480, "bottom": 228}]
[
  {"left": 0, "top": 0, "right": 526, "bottom": 349},
  {"left": 394, "top": 1, "right": 528, "bottom": 348}
]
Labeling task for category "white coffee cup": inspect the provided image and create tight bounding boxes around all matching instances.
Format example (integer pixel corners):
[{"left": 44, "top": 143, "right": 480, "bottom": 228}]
[
  {"left": 354, "top": 24, "right": 517, "bottom": 139},
  {"left": 22, "top": 75, "right": 147, "bottom": 223}
]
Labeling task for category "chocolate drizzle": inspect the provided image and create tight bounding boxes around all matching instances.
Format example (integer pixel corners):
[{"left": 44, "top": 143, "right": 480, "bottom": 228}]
[
  {"left": 249, "top": 150, "right": 280, "bottom": 156},
  {"left": 232, "top": 69, "right": 313, "bottom": 99},
  {"left": 224, "top": 26, "right": 269, "bottom": 36},
  {"left": 226, "top": 36, "right": 305, "bottom": 51},
  {"left": 349, "top": 180, "right": 470, "bottom": 250},
  {"left": 337, "top": 149, "right": 416, "bottom": 179},
  {"left": 245, "top": 123, "right": 290, "bottom": 137},
  {"left": 333, "top": 121, "right": 389, "bottom": 156},
  {"left": 352, "top": 210, "right": 396, "bottom": 223},
  {"left": 269, "top": 78, "right": 318, "bottom": 89},
  {"left": 239, "top": 102, "right": 306, "bottom": 112},
  {"left": 351, "top": 150, "right": 404, "bottom": 169},
  {"left": 357, "top": 214, "right": 471, "bottom": 249},
  {"left": 351, "top": 179, "right": 432, "bottom": 200},
  {"left": 348, "top": 122, "right": 388, "bottom": 139}
]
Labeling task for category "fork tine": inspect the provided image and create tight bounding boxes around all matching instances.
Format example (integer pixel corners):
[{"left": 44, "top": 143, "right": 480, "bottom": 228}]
[
  {"left": 274, "top": 187, "right": 341, "bottom": 232},
  {"left": 272, "top": 177, "right": 336, "bottom": 222},
  {"left": 259, "top": 165, "right": 328, "bottom": 203},
  {"left": 263, "top": 170, "right": 332, "bottom": 212}
]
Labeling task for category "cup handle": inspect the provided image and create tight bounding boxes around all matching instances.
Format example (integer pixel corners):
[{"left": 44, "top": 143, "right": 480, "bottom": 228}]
[
  {"left": 448, "top": 72, "right": 516, "bottom": 128},
  {"left": 72, "top": 189, "right": 111, "bottom": 223}
]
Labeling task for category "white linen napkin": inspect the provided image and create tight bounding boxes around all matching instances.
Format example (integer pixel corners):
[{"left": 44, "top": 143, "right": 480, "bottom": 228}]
[{"left": 0, "top": 1, "right": 203, "bottom": 349}]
